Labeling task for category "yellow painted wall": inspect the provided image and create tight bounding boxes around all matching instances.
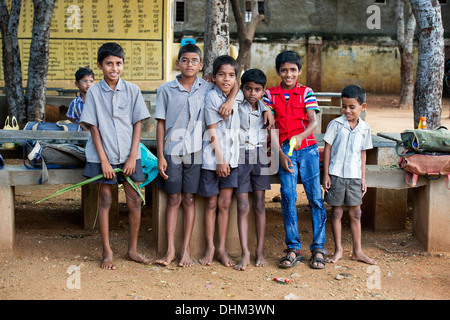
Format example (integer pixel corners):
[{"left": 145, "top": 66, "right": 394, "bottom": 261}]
[{"left": 0, "top": 0, "right": 172, "bottom": 91}]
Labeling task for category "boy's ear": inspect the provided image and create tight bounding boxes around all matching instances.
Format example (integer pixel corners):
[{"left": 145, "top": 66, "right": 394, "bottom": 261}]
[
  {"left": 361, "top": 102, "right": 367, "bottom": 111},
  {"left": 175, "top": 59, "right": 180, "bottom": 69},
  {"left": 97, "top": 61, "right": 102, "bottom": 70}
]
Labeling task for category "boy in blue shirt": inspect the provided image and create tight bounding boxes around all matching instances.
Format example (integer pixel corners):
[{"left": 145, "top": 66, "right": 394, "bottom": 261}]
[{"left": 66, "top": 67, "right": 94, "bottom": 130}]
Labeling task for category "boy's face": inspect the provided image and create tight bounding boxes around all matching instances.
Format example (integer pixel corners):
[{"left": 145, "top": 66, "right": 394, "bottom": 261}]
[
  {"left": 75, "top": 75, "right": 94, "bottom": 95},
  {"left": 341, "top": 97, "right": 366, "bottom": 124},
  {"left": 214, "top": 64, "right": 236, "bottom": 95},
  {"left": 242, "top": 81, "right": 264, "bottom": 106},
  {"left": 97, "top": 55, "right": 123, "bottom": 84},
  {"left": 176, "top": 52, "right": 203, "bottom": 78},
  {"left": 277, "top": 62, "right": 301, "bottom": 90}
]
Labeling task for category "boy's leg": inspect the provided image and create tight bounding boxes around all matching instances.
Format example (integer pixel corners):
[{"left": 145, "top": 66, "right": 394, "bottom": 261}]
[
  {"left": 349, "top": 206, "right": 376, "bottom": 265},
  {"left": 235, "top": 192, "right": 251, "bottom": 270},
  {"left": 98, "top": 183, "right": 115, "bottom": 270},
  {"left": 179, "top": 192, "right": 196, "bottom": 267},
  {"left": 298, "top": 145, "right": 327, "bottom": 268},
  {"left": 199, "top": 195, "right": 217, "bottom": 266},
  {"left": 278, "top": 144, "right": 302, "bottom": 265},
  {"left": 216, "top": 187, "right": 235, "bottom": 267},
  {"left": 327, "top": 206, "right": 344, "bottom": 263},
  {"left": 123, "top": 181, "right": 150, "bottom": 265},
  {"left": 252, "top": 190, "right": 267, "bottom": 267},
  {"left": 156, "top": 192, "right": 182, "bottom": 266}
]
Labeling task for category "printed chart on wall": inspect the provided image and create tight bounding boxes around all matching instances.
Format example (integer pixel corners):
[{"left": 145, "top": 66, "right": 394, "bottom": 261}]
[{"left": 0, "top": 0, "right": 166, "bottom": 90}]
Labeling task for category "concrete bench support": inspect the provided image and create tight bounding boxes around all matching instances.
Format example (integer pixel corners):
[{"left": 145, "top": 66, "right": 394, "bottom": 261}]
[{"left": 0, "top": 165, "right": 119, "bottom": 252}]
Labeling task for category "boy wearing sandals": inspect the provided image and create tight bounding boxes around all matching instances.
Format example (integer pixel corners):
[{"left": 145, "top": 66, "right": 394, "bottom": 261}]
[
  {"left": 323, "top": 85, "right": 376, "bottom": 265},
  {"left": 263, "top": 51, "right": 327, "bottom": 269}
]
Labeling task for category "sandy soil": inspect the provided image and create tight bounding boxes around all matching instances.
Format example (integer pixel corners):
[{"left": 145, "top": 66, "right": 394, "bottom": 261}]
[{"left": 0, "top": 94, "right": 449, "bottom": 302}]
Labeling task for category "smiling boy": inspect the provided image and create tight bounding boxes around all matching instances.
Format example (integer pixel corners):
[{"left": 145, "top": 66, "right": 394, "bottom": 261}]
[{"left": 322, "top": 84, "right": 376, "bottom": 265}]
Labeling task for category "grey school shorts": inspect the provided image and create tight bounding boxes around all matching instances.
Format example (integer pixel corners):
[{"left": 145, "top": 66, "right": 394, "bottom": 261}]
[
  {"left": 198, "top": 167, "right": 238, "bottom": 197},
  {"left": 235, "top": 150, "right": 270, "bottom": 194},
  {"left": 83, "top": 160, "right": 145, "bottom": 185},
  {"left": 324, "top": 175, "right": 363, "bottom": 207},
  {"left": 155, "top": 152, "right": 202, "bottom": 195}
]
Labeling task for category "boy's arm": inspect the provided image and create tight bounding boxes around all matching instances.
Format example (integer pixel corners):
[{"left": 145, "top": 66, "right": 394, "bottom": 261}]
[
  {"left": 89, "top": 124, "right": 115, "bottom": 180},
  {"left": 323, "top": 142, "right": 332, "bottom": 192},
  {"left": 123, "top": 120, "right": 142, "bottom": 177},
  {"left": 360, "top": 149, "right": 367, "bottom": 197},
  {"left": 156, "top": 119, "right": 168, "bottom": 180},
  {"left": 292, "top": 109, "right": 318, "bottom": 149},
  {"left": 208, "top": 123, "right": 230, "bottom": 178},
  {"left": 218, "top": 82, "right": 239, "bottom": 119}
]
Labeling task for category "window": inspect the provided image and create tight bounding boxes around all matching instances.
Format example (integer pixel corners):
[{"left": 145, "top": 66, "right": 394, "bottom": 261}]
[
  {"left": 438, "top": 0, "right": 447, "bottom": 4},
  {"left": 374, "top": 0, "right": 386, "bottom": 3},
  {"left": 175, "top": 0, "right": 185, "bottom": 23},
  {"left": 245, "top": 0, "right": 264, "bottom": 23}
]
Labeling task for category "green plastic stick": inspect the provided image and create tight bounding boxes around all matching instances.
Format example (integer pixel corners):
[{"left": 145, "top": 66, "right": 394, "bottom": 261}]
[{"left": 35, "top": 168, "right": 145, "bottom": 205}]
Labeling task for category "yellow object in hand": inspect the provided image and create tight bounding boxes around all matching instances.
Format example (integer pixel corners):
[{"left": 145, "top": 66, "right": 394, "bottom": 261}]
[{"left": 288, "top": 137, "right": 297, "bottom": 156}]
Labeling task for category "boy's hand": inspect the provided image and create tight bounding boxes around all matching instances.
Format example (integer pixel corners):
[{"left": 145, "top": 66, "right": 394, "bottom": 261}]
[
  {"left": 219, "top": 100, "right": 233, "bottom": 119},
  {"left": 216, "top": 163, "right": 230, "bottom": 178},
  {"left": 361, "top": 178, "right": 367, "bottom": 197},
  {"left": 123, "top": 156, "right": 136, "bottom": 177},
  {"left": 279, "top": 152, "right": 293, "bottom": 173},
  {"left": 101, "top": 160, "right": 115, "bottom": 180},
  {"left": 203, "top": 73, "right": 214, "bottom": 84},
  {"left": 263, "top": 111, "right": 275, "bottom": 130},
  {"left": 158, "top": 156, "right": 169, "bottom": 180},
  {"left": 293, "top": 133, "right": 305, "bottom": 150},
  {"left": 323, "top": 174, "right": 331, "bottom": 192}
]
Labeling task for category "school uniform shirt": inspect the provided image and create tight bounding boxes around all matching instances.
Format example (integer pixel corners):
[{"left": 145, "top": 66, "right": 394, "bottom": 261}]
[
  {"left": 264, "top": 83, "right": 320, "bottom": 149},
  {"left": 81, "top": 78, "right": 151, "bottom": 165},
  {"left": 323, "top": 115, "right": 373, "bottom": 179},
  {"left": 202, "top": 86, "right": 244, "bottom": 170},
  {"left": 154, "top": 75, "right": 212, "bottom": 156}
]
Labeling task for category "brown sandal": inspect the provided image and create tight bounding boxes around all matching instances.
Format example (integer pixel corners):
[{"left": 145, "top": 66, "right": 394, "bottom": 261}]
[{"left": 278, "top": 248, "right": 303, "bottom": 268}]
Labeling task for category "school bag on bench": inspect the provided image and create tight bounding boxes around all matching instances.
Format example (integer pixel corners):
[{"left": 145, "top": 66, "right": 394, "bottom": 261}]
[
  {"left": 24, "top": 120, "right": 82, "bottom": 131},
  {"left": 23, "top": 140, "right": 86, "bottom": 184},
  {"left": 396, "top": 127, "right": 450, "bottom": 155}
]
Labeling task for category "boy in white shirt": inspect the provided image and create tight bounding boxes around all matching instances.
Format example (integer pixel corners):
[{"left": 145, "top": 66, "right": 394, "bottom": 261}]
[{"left": 322, "top": 85, "right": 376, "bottom": 265}]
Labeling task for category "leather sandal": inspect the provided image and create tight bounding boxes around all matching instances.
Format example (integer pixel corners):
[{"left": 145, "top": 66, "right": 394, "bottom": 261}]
[
  {"left": 310, "top": 248, "right": 327, "bottom": 269},
  {"left": 278, "top": 248, "right": 303, "bottom": 268}
]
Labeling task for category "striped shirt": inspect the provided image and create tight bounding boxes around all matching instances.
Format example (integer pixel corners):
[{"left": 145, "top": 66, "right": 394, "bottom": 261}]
[{"left": 66, "top": 95, "right": 85, "bottom": 123}]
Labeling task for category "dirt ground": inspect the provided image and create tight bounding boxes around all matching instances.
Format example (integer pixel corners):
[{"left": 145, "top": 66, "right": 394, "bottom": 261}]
[{"left": 1, "top": 94, "right": 449, "bottom": 302}]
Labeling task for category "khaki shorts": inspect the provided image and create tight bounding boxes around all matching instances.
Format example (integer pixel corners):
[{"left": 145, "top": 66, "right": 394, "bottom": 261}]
[{"left": 324, "top": 175, "right": 362, "bottom": 207}]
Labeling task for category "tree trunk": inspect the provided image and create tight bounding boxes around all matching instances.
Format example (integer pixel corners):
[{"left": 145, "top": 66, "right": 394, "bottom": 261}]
[
  {"left": 0, "top": 0, "right": 26, "bottom": 127},
  {"left": 25, "top": 0, "right": 55, "bottom": 122},
  {"left": 203, "top": 0, "right": 230, "bottom": 75},
  {"left": 230, "top": 0, "right": 265, "bottom": 75},
  {"left": 410, "top": 0, "right": 444, "bottom": 129},
  {"left": 396, "top": 0, "right": 416, "bottom": 110}
]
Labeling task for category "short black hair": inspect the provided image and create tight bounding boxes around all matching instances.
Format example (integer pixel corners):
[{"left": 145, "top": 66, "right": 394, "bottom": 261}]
[
  {"left": 97, "top": 42, "right": 125, "bottom": 64},
  {"left": 178, "top": 43, "right": 202, "bottom": 60},
  {"left": 240, "top": 69, "right": 266, "bottom": 88},
  {"left": 341, "top": 85, "right": 366, "bottom": 105},
  {"left": 276, "top": 50, "right": 302, "bottom": 72},
  {"left": 75, "top": 67, "right": 94, "bottom": 82},
  {"left": 212, "top": 55, "right": 239, "bottom": 77}
]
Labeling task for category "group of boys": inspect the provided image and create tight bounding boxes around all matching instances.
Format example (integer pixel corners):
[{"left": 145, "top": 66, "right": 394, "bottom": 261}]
[{"left": 73, "top": 41, "right": 375, "bottom": 271}]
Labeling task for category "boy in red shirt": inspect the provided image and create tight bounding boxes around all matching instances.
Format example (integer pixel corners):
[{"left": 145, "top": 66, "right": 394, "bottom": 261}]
[{"left": 264, "top": 51, "right": 327, "bottom": 269}]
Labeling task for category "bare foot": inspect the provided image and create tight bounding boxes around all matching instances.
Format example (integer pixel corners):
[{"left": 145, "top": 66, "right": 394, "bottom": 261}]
[
  {"left": 255, "top": 251, "right": 267, "bottom": 267},
  {"left": 101, "top": 250, "right": 116, "bottom": 270},
  {"left": 126, "top": 252, "right": 151, "bottom": 265},
  {"left": 179, "top": 249, "right": 194, "bottom": 267},
  {"left": 351, "top": 251, "right": 376, "bottom": 265},
  {"left": 217, "top": 249, "right": 235, "bottom": 267},
  {"left": 156, "top": 250, "right": 175, "bottom": 266},
  {"left": 199, "top": 246, "right": 215, "bottom": 266},
  {"left": 234, "top": 251, "right": 250, "bottom": 271},
  {"left": 326, "top": 249, "right": 343, "bottom": 264}
]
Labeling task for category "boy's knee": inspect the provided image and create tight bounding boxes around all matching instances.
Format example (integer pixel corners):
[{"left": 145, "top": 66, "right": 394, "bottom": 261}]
[
  {"left": 349, "top": 207, "right": 362, "bottom": 220},
  {"left": 182, "top": 193, "right": 195, "bottom": 207},
  {"left": 331, "top": 206, "right": 344, "bottom": 220},
  {"left": 168, "top": 193, "right": 182, "bottom": 207}
]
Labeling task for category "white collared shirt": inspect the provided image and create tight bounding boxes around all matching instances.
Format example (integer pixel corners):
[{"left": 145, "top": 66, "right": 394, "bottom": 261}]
[{"left": 323, "top": 115, "right": 372, "bottom": 179}]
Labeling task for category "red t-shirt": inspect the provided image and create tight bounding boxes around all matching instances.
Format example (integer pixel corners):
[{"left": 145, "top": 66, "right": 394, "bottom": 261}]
[{"left": 264, "top": 83, "right": 320, "bottom": 149}]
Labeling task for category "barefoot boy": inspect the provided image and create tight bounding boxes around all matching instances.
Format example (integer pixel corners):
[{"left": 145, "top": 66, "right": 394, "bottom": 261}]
[
  {"left": 154, "top": 45, "right": 236, "bottom": 267},
  {"left": 80, "top": 42, "right": 151, "bottom": 270},
  {"left": 198, "top": 55, "right": 243, "bottom": 267},
  {"left": 235, "top": 69, "right": 274, "bottom": 270},
  {"left": 322, "top": 84, "right": 376, "bottom": 265}
]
